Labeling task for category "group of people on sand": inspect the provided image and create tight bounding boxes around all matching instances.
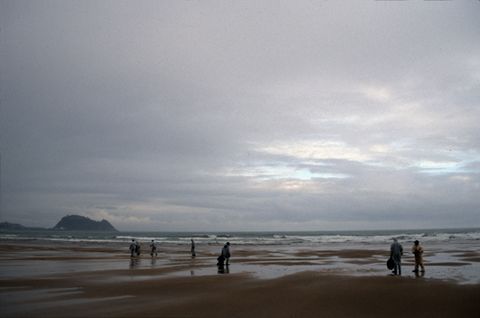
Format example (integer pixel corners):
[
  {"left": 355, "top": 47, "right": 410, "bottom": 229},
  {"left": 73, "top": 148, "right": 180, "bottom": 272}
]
[
  {"left": 389, "top": 238, "right": 425, "bottom": 276},
  {"left": 129, "top": 239, "right": 141, "bottom": 257},
  {"left": 129, "top": 239, "right": 159, "bottom": 257},
  {"left": 129, "top": 237, "right": 425, "bottom": 277},
  {"left": 129, "top": 238, "right": 231, "bottom": 270}
]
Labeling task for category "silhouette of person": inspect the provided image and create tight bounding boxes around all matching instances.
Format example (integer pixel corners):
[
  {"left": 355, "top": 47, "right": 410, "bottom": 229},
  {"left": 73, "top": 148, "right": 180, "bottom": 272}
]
[
  {"left": 191, "top": 239, "right": 196, "bottom": 258},
  {"left": 221, "top": 242, "right": 231, "bottom": 266},
  {"left": 129, "top": 239, "right": 136, "bottom": 257},
  {"left": 390, "top": 238, "right": 403, "bottom": 275},
  {"left": 135, "top": 240, "right": 141, "bottom": 256},
  {"left": 150, "top": 240, "right": 157, "bottom": 257}
]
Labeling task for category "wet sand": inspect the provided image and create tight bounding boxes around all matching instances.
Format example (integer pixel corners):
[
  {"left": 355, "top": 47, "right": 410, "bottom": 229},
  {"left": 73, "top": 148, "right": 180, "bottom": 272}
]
[{"left": 1, "top": 240, "right": 479, "bottom": 317}]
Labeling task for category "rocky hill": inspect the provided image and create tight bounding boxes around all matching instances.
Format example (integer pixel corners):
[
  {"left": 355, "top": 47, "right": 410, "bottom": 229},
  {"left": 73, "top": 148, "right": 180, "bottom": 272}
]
[{"left": 53, "top": 215, "right": 118, "bottom": 231}]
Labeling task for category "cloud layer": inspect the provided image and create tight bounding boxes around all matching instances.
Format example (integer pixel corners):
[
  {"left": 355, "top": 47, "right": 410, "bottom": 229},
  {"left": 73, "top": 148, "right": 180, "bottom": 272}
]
[{"left": 1, "top": 1, "right": 479, "bottom": 230}]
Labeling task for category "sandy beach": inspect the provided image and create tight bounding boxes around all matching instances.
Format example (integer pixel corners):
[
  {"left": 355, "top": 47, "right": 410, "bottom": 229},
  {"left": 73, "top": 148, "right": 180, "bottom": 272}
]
[{"left": 1, "top": 240, "right": 479, "bottom": 317}]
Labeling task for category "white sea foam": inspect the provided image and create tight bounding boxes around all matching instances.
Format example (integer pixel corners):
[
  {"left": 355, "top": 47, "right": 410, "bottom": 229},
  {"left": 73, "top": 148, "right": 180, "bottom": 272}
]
[{"left": 1, "top": 229, "right": 479, "bottom": 246}]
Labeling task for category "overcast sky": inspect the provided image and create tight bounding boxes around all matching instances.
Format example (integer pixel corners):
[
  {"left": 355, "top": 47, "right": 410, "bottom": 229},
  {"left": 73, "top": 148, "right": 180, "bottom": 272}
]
[{"left": 1, "top": 1, "right": 479, "bottom": 231}]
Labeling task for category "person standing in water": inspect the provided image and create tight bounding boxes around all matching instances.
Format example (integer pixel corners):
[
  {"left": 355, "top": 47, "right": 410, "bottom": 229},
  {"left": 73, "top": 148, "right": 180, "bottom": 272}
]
[
  {"left": 150, "top": 240, "right": 157, "bottom": 257},
  {"left": 411, "top": 240, "right": 425, "bottom": 273},
  {"left": 390, "top": 238, "right": 403, "bottom": 276},
  {"left": 191, "top": 239, "right": 196, "bottom": 258},
  {"left": 135, "top": 240, "right": 141, "bottom": 256},
  {"left": 129, "top": 239, "right": 136, "bottom": 257}
]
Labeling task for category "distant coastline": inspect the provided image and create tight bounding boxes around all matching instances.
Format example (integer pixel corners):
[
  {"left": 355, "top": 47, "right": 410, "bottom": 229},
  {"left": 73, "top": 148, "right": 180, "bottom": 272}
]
[{"left": 0, "top": 215, "right": 118, "bottom": 232}]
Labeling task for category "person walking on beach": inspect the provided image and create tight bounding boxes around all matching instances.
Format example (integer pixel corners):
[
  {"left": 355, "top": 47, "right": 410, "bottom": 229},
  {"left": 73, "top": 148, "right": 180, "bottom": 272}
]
[
  {"left": 390, "top": 238, "right": 403, "bottom": 275},
  {"left": 222, "top": 242, "right": 231, "bottom": 266},
  {"left": 150, "top": 240, "right": 157, "bottom": 257},
  {"left": 411, "top": 240, "right": 425, "bottom": 273},
  {"left": 129, "top": 239, "right": 136, "bottom": 257},
  {"left": 191, "top": 239, "right": 196, "bottom": 258}
]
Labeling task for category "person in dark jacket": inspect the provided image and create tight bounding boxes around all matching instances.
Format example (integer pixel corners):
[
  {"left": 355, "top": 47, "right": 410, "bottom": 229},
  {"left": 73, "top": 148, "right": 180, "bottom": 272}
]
[
  {"left": 221, "top": 242, "right": 231, "bottom": 266},
  {"left": 390, "top": 238, "right": 403, "bottom": 275},
  {"left": 135, "top": 240, "right": 141, "bottom": 256},
  {"left": 191, "top": 239, "right": 196, "bottom": 258},
  {"left": 129, "top": 239, "right": 136, "bottom": 257},
  {"left": 150, "top": 240, "right": 157, "bottom": 257}
]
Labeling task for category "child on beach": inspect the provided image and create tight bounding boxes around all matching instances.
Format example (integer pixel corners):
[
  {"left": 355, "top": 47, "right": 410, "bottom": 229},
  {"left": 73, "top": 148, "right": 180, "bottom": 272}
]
[{"left": 411, "top": 240, "right": 425, "bottom": 273}]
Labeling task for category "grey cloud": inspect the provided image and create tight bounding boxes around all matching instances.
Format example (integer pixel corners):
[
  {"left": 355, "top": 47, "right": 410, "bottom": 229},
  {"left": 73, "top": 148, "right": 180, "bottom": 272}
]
[{"left": 1, "top": 1, "right": 479, "bottom": 230}]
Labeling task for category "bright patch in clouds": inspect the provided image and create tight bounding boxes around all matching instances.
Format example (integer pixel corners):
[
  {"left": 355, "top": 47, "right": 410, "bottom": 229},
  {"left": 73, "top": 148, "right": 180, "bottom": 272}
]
[
  {"left": 225, "top": 165, "right": 349, "bottom": 181},
  {"left": 258, "top": 141, "right": 371, "bottom": 162},
  {"left": 414, "top": 160, "right": 461, "bottom": 174}
]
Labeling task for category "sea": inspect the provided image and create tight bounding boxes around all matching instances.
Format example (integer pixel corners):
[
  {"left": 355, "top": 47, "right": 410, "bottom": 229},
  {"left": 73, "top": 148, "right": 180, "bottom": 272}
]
[{"left": 1, "top": 227, "right": 479, "bottom": 248}]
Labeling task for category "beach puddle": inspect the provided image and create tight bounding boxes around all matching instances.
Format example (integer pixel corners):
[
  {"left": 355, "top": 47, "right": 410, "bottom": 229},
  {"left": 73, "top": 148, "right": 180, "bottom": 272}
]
[{"left": 151, "top": 252, "right": 480, "bottom": 284}]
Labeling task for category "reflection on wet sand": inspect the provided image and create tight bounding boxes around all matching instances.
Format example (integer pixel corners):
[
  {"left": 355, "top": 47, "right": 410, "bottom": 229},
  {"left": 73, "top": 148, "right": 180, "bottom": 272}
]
[
  {"left": 218, "top": 264, "right": 230, "bottom": 274},
  {"left": 414, "top": 270, "right": 425, "bottom": 278},
  {"left": 0, "top": 240, "right": 479, "bottom": 283},
  {"left": 129, "top": 257, "right": 141, "bottom": 269}
]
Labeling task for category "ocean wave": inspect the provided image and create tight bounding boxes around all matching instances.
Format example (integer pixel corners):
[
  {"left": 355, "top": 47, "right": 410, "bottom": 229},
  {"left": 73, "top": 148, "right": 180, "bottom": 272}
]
[{"left": 2, "top": 229, "right": 479, "bottom": 245}]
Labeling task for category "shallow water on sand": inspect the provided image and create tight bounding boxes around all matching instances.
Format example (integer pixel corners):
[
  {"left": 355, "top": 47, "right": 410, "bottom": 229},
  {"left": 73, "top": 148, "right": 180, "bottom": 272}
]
[{"left": 0, "top": 240, "right": 479, "bottom": 284}]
